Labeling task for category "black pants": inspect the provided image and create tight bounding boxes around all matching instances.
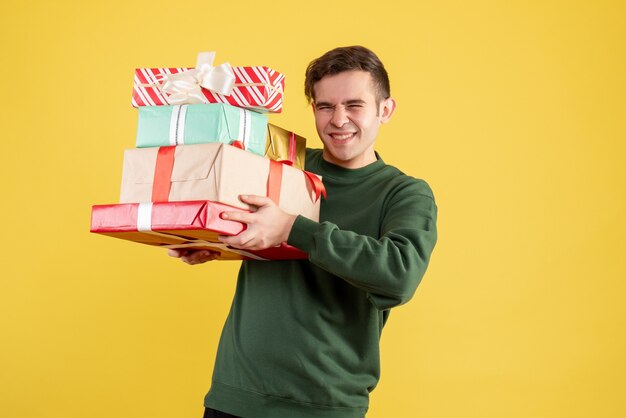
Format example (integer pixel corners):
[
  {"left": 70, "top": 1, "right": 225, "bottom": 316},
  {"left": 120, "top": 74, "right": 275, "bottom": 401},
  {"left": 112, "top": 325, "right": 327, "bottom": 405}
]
[{"left": 203, "top": 407, "right": 241, "bottom": 418}]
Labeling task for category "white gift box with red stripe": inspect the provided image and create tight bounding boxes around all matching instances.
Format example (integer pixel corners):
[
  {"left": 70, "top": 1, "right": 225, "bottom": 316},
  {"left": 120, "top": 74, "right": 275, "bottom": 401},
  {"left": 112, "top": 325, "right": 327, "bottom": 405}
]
[{"left": 133, "top": 66, "right": 285, "bottom": 113}]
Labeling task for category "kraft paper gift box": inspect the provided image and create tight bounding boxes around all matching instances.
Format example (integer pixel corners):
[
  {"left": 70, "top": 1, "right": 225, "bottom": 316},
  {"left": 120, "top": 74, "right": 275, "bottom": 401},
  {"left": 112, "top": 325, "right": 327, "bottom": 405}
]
[
  {"left": 136, "top": 103, "right": 307, "bottom": 169},
  {"left": 136, "top": 103, "right": 268, "bottom": 155},
  {"left": 119, "top": 143, "right": 324, "bottom": 222},
  {"left": 132, "top": 52, "right": 285, "bottom": 113},
  {"left": 90, "top": 200, "right": 308, "bottom": 261}
]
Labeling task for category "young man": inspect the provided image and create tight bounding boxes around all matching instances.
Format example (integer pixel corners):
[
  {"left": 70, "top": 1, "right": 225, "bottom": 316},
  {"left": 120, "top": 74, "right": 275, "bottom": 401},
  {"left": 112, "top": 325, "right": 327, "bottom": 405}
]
[{"left": 169, "top": 46, "right": 438, "bottom": 418}]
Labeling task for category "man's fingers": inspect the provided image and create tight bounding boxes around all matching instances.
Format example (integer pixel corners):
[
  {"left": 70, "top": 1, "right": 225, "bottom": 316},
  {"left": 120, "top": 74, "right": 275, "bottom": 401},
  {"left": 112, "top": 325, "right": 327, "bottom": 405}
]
[
  {"left": 221, "top": 210, "right": 255, "bottom": 224},
  {"left": 221, "top": 195, "right": 273, "bottom": 222},
  {"left": 239, "top": 194, "right": 273, "bottom": 208},
  {"left": 219, "top": 233, "right": 256, "bottom": 249},
  {"left": 182, "top": 250, "right": 219, "bottom": 265},
  {"left": 168, "top": 249, "right": 187, "bottom": 258},
  {"left": 169, "top": 249, "right": 220, "bottom": 264}
]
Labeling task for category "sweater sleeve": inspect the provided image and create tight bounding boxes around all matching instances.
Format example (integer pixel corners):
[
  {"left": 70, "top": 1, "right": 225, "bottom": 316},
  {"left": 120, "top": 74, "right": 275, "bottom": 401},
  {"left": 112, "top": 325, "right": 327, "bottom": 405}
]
[{"left": 287, "top": 180, "right": 438, "bottom": 310}]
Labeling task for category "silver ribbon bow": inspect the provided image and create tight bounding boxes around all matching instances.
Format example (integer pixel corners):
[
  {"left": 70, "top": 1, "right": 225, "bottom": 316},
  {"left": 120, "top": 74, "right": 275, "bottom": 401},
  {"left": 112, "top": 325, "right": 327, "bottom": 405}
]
[{"left": 160, "top": 52, "right": 236, "bottom": 104}]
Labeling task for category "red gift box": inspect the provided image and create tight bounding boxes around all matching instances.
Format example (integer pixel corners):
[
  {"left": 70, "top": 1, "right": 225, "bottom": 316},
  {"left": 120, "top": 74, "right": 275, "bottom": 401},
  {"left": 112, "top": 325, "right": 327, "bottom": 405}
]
[
  {"left": 132, "top": 66, "right": 285, "bottom": 113},
  {"left": 90, "top": 200, "right": 307, "bottom": 261}
]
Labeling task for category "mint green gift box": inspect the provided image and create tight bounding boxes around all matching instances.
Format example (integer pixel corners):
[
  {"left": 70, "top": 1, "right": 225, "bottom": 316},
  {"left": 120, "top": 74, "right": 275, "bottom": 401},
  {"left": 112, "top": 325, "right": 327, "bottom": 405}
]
[{"left": 136, "top": 103, "right": 268, "bottom": 155}]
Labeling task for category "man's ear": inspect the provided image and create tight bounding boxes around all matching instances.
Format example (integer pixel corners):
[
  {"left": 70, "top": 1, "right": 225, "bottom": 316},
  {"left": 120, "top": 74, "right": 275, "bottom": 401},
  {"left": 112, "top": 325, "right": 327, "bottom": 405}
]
[{"left": 379, "top": 98, "right": 396, "bottom": 124}]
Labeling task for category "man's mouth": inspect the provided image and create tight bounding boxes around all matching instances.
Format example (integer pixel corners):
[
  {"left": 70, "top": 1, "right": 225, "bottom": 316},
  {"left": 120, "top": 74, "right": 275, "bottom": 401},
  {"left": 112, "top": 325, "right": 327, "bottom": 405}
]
[{"left": 329, "top": 132, "right": 356, "bottom": 141}]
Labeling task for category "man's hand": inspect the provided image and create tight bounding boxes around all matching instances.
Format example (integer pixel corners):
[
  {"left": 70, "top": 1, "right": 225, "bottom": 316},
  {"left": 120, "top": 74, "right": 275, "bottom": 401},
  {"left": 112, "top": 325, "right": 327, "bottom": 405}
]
[
  {"left": 218, "top": 195, "right": 297, "bottom": 251},
  {"left": 168, "top": 249, "right": 219, "bottom": 265}
]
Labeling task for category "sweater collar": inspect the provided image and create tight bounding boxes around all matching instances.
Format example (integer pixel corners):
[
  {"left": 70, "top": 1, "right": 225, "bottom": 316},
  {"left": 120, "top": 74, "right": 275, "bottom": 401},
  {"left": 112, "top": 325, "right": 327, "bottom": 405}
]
[{"left": 315, "top": 151, "right": 386, "bottom": 181}]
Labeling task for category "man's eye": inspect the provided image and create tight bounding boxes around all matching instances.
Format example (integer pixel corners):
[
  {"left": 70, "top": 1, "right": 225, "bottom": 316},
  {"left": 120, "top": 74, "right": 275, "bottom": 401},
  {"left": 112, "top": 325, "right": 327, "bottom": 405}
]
[
  {"left": 348, "top": 104, "right": 363, "bottom": 108},
  {"left": 316, "top": 106, "right": 332, "bottom": 110}
]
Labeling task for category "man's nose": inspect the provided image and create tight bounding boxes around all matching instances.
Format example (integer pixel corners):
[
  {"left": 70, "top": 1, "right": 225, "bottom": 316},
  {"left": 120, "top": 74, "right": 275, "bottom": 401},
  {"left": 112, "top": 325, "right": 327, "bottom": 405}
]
[{"left": 330, "top": 106, "right": 349, "bottom": 127}]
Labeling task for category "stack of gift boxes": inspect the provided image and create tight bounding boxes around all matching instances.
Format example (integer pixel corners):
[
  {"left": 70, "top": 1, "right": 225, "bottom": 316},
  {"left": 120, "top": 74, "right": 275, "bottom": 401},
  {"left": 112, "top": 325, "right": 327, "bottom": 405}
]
[{"left": 91, "top": 52, "right": 324, "bottom": 260}]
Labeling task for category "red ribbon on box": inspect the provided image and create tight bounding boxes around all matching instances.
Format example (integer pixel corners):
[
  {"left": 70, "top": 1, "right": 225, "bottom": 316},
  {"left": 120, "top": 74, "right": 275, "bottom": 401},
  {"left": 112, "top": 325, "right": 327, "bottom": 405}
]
[
  {"left": 267, "top": 160, "right": 283, "bottom": 204},
  {"left": 152, "top": 146, "right": 176, "bottom": 202},
  {"left": 230, "top": 140, "right": 245, "bottom": 150},
  {"left": 304, "top": 171, "right": 327, "bottom": 201},
  {"left": 288, "top": 132, "right": 296, "bottom": 164}
]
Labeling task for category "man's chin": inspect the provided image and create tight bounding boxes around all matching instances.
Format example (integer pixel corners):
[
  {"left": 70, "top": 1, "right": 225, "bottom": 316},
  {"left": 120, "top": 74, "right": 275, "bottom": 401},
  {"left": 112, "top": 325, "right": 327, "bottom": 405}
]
[{"left": 323, "top": 150, "right": 355, "bottom": 166}]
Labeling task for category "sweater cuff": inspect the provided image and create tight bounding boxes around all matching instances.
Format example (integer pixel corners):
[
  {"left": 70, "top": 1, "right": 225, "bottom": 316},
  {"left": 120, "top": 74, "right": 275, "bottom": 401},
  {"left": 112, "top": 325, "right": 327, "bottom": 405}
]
[{"left": 287, "top": 215, "right": 319, "bottom": 253}]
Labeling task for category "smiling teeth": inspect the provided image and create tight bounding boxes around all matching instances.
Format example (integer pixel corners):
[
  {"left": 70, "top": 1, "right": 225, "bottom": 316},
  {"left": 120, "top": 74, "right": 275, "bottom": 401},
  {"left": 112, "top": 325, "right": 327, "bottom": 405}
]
[{"left": 332, "top": 133, "right": 354, "bottom": 140}]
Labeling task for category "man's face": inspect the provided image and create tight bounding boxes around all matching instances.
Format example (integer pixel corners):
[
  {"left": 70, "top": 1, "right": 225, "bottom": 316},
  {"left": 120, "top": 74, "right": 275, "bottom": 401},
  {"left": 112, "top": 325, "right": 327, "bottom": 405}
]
[{"left": 312, "top": 70, "right": 395, "bottom": 169}]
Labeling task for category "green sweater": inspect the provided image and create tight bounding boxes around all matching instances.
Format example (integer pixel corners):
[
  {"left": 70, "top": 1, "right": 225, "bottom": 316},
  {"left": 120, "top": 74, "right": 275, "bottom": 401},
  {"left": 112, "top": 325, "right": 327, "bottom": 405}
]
[{"left": 204, "top": 149, "right": 438, "bottom": 417}]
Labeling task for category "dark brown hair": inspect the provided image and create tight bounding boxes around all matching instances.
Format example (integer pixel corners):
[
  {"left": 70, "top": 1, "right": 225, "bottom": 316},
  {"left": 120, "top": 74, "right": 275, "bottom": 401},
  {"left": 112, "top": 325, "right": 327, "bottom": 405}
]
[{"left": 304, "top": 46, "right": 391, "bottom": 105}]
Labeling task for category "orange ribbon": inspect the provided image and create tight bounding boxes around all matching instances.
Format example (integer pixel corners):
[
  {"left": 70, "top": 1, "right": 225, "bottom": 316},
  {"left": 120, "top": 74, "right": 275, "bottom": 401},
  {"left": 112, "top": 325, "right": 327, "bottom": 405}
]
[
  {"left": 303, "top": 170, "right": 327, "bottom": 201},
  {"left": 267, "top": 160, "right": 283, "bottom": 205},
  {"left": 273, "top": 159, "right": 327, "bottom": 203},
  {"left": 230, "top": 140, "right": 246, "bottom": 150},
  {"left": 288, "top": 132, "right": 296, "bottom": 164},
  {"left": 152, "top": 146, "right": 176, "bottom": 202}
]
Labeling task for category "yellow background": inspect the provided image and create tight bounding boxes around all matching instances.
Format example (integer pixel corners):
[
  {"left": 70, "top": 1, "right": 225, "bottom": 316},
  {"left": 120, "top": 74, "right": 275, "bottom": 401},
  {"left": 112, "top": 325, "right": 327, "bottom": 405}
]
[{"left": 1, "top": 0, "right": 624, "bottom": 417}]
